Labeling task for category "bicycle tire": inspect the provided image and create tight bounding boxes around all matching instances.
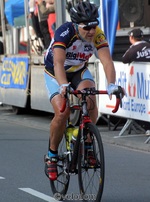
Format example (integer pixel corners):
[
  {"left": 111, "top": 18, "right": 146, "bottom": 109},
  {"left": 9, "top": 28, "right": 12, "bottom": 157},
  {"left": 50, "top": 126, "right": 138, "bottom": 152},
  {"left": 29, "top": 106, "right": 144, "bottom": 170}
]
[
  {"left": 78, "top": 122, "right": 105, "bottom": 202},
  {"left": 50, "top": 134, "right": 70, "bottom": 199}
]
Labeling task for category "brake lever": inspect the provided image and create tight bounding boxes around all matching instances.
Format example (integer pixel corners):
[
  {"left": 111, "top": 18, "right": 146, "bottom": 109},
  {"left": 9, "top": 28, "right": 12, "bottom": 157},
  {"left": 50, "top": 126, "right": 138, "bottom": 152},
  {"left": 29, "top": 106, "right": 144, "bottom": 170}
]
[
  {"left": 60, "top": 85, "right": 71, "bottom": 113},
  {"left": 112, "top": 86, "right": 125, "bottom": 113}
]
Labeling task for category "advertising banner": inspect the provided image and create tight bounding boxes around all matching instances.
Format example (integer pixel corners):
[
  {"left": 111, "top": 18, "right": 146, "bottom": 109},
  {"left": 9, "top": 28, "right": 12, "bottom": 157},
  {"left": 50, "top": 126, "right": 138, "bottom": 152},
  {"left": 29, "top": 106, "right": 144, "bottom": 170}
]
[
  {"left": 0, "top": 57, "right": 29, "bottom": 89},
  {"left": 98, "top": 61, "right": 150, "bottom": 122}
]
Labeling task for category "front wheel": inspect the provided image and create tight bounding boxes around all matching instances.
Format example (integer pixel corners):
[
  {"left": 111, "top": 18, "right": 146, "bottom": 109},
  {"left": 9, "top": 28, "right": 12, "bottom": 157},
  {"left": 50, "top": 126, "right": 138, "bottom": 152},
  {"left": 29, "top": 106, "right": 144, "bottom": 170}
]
[{"left": 78, "top": 123, "right": 105, "bottom": 202}]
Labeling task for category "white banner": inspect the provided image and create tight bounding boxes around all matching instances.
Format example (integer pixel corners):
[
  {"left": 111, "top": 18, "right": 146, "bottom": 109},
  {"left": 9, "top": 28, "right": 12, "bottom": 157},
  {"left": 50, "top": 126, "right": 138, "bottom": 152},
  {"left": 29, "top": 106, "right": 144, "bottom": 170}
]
[{"left": 98, "top": 61, "right": 150, "bottom": 122}]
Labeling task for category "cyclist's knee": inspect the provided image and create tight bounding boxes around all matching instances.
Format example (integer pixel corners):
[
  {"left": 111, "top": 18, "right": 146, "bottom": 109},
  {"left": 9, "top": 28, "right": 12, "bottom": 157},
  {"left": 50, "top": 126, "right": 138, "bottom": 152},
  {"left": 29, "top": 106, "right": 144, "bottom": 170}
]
[
  {"left": 59, "top": 109, "right": 70, "bottom": 119},
  {"left": 54, "top": 107, "right": 70, "bottom": 123}
]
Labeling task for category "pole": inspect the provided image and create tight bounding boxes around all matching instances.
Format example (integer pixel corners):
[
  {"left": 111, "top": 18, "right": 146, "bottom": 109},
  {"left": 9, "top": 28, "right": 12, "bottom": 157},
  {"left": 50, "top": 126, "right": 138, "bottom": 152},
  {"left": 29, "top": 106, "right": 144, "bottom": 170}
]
[
  {"left": 0, "top": 0, "right": 6, "bottom": 55},
  {"left": 24, "top": 0, "right": 30, "bottom": 56},
  {"left": 100, "top": 0, "right": 104, "bottom": 31},
  {"left": 55, "top": 0, "right": 66, "bottom": 29}
]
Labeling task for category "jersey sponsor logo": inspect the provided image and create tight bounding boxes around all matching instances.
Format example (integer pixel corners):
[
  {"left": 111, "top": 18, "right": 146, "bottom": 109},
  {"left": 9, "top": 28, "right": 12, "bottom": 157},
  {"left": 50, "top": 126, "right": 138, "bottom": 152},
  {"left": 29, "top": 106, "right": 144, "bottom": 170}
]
[
  {"left": 60, "top": 28, "right": 69, "bottom": 37},
  {"left": 88, "top": 21, "right": 98, "bottom": 26},
  {"left": 95, "top": 33, "right": 106, "bottom": 45},
  {"left": 66, "top": 52, "right": 92, "bottom": 60},
  {"left": 72, "top": 45, "right": 77, "bottom": 50},
  {"left": 84, "top": 45, "right": 93, "bottom": 51},
  {"left": 136, "top": 47, "right": 150, "bottom": 59}
]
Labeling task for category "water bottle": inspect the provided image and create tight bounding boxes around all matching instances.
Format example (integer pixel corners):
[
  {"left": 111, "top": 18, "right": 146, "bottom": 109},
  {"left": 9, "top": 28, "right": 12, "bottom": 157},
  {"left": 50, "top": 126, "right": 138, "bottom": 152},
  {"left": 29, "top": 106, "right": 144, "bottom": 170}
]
[
  {"left": 71, "top": 128, "right": 79, "bottom": 148},
  {"left": 66, "top": 123, "right": 74, "bottom": 151},
  {"left": 72, "top": 128, "right": 79, "bottom": 141}
]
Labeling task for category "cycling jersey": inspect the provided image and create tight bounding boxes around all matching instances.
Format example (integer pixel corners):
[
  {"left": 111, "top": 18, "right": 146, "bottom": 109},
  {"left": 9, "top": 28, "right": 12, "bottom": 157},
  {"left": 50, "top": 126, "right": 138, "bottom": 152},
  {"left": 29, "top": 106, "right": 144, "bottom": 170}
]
[{"left": 44, "top": 21, "right": 108, "bottom": 74}]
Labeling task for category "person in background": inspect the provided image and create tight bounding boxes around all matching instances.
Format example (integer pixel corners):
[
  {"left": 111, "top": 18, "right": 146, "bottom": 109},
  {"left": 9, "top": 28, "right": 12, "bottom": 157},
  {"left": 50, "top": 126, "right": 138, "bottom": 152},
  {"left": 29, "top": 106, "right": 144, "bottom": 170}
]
[
  {"left": 43, "top": 1, "right": 124, "bottom": 181},
  {"left": 28, "top": 0, "right": 43, "bottom": 41},
  {"left": 46, "top": 0, "right": 56, "bottom": 39},
  {"left": 37, "top": 0, "right": 55, "bottom": 49},
  {"left": 122, "top": 28, "right": 150, "bottom": 64}
]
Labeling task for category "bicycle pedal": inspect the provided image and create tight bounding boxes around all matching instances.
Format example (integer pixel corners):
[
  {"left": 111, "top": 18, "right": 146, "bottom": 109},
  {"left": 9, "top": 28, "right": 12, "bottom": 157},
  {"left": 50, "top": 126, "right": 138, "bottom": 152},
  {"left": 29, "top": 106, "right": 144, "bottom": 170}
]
[{"left": 58, "top": 154, "right": 66, "bottom": 161}]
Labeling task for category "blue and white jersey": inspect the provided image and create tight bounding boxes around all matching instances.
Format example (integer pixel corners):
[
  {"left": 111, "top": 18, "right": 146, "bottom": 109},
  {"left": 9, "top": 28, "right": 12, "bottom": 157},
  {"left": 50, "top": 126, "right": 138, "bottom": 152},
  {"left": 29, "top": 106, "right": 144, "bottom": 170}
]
[{"left": 44, "top": 21, "right": 108, "bottom": 74}]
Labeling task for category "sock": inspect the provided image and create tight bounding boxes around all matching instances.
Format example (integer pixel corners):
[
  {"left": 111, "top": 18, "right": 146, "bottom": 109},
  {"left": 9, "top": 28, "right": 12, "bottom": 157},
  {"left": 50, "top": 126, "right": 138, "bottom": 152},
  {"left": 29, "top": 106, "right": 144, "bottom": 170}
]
[
  {"left": 48, "top": 149, "right": 58, "bottom": 158},
  {"left": 85, "top": 142, "right": 92, "bottom": 150}
]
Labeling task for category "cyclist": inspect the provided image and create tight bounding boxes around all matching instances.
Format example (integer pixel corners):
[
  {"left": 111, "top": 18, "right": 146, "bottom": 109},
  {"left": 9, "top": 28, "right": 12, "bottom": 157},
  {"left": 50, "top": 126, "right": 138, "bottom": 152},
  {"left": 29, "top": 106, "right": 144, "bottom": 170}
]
[{"left": 44, "top": 1, "right": 123, "bottom": 181}]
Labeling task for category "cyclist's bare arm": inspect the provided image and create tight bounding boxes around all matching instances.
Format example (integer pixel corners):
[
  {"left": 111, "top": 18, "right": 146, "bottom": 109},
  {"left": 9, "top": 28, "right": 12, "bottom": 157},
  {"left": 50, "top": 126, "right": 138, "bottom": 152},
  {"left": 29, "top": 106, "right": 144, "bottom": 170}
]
[{"left": 97, "top": 47, "right": 116, "bottom": 85}]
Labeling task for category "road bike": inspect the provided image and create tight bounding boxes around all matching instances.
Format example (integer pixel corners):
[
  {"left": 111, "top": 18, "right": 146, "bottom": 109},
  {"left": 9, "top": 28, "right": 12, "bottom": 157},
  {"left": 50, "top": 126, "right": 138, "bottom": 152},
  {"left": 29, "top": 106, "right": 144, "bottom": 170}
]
[{"left": 49, "top": 86, "right": 123, "bottom": 201}]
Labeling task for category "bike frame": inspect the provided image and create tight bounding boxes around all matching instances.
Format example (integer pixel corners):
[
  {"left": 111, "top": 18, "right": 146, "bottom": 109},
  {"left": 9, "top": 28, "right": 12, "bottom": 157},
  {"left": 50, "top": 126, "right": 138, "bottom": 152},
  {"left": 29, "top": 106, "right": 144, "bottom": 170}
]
[{"left": 61, "top": 87, "right": 122, "bottom": 174}]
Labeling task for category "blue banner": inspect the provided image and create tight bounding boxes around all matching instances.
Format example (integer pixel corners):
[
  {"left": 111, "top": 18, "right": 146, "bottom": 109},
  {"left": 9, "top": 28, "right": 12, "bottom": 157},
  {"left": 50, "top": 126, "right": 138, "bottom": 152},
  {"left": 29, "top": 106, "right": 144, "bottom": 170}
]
[
  {"left": 5, "top": 0, "right": 25, "bottom": 26},
  {"left": 0, "top": 57, "right": 29, "bottom": 89},
  {"left": 100, "top": 0, "right": 119, "bottom": 55}
]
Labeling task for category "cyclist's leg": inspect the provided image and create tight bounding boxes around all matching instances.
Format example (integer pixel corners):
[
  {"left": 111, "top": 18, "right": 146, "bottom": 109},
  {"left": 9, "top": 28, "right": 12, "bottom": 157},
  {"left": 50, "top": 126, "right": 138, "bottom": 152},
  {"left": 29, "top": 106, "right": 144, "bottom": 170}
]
[
  {"left": 50, "top": 132, "right": 70, "bottom": 196},
  {"left": 50, "top": 95, "right": 70, "bottom": 151},
  {"left": 71, "top": 68, "right": 98, "bottom": 123},
  {"left": 44, "top": 71, "right": 70, "bottom": 180},
  {"left": 77, "top": 79, "right": 98, "bottom": 123},
  {"left": 71, "top": 68, "right": 99, "bottom": 168},
  {"left": 44, "top": 71, "right": 70, "bottom": 150}
]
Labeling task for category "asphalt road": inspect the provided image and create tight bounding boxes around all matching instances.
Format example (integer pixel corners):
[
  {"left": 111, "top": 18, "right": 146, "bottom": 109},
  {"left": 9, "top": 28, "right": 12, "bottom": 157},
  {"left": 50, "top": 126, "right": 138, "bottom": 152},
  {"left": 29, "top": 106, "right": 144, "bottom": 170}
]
[{"left": 0, "top": 105, "right": 150, "bottom": 202}]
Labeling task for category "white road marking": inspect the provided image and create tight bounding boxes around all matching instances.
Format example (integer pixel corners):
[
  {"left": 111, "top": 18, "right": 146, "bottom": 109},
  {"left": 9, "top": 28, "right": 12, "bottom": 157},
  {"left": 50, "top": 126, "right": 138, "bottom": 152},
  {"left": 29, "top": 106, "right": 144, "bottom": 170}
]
[
  {"left": 0, "top": 176, "right": 5, "bottom": 179},
  {"left": 19, "top": 188, "right": 60, "bottom": 202}
]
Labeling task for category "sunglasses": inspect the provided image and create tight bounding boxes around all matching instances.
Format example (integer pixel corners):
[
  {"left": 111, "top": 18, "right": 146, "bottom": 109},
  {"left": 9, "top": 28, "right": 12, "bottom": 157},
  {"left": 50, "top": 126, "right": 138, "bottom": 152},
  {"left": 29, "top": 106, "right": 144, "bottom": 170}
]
[{"left": 78, "top": 24, "right": 97, "bottom": 31}]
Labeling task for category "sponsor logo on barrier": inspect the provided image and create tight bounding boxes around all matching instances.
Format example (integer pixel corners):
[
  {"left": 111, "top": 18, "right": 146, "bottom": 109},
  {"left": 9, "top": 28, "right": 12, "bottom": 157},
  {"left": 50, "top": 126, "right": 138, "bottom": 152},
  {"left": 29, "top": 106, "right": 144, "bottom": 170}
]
[
  {"left": 0, "top": 57, "right": 29, "bottom": 89},
  {"left": 128, "top": 66, "right": 136, "bottom": 97},
  {"left": 116, "top": 64, "right": 149, "bottom": 116},
  {"left": 100, "top": 62, "right": 150, "bottom": 121}
]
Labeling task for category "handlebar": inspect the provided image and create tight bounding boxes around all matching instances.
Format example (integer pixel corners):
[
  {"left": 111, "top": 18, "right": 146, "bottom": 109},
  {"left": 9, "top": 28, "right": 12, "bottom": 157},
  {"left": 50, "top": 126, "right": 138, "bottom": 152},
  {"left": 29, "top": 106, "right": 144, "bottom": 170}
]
[{"left": 60, "top": 87, "right": 124, "bottom": 113}]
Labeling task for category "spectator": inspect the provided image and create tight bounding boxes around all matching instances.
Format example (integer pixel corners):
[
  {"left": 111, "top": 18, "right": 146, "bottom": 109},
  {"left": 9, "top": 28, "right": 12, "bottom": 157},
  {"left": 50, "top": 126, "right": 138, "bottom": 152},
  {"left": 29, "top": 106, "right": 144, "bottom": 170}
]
[
  {"left": 37, "top": 0, "right": 55, "bottom": 48},
  {"left": 46, "top": 0, "right": 56, "bottom": 39},
  {"left": 28, "top": 0, "right": 44, "bottom": 46},
  {"left": 122, "top": 28, "right": 150, "bottom": 64}
]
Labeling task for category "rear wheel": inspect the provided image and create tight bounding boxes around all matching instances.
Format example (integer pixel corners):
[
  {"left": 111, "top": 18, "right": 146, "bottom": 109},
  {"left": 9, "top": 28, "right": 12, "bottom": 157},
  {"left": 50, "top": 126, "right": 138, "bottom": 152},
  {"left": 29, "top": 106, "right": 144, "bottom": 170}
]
[
  {"left": 78, "top": 123, "right": 105, "bottom": 202},
  {"left": 50, "top": 134, "right": 70, "bottom": 199}
]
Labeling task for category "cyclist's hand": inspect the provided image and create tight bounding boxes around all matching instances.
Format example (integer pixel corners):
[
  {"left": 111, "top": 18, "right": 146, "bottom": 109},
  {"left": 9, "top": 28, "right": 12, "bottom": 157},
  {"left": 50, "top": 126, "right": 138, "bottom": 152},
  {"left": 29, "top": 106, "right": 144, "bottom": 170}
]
[
  {"left": 59, "top": 84, "right": 69, "bottom": 97},
  {"left": 107, "top": 83, "right": 125, "bottom": 100}
]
